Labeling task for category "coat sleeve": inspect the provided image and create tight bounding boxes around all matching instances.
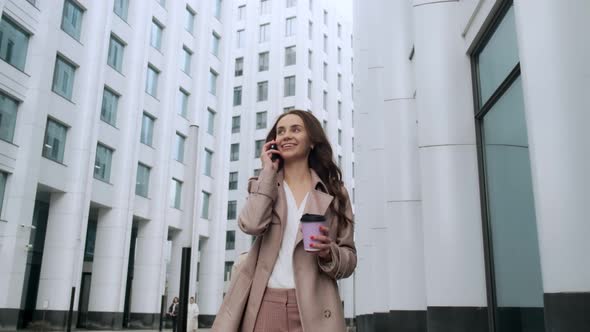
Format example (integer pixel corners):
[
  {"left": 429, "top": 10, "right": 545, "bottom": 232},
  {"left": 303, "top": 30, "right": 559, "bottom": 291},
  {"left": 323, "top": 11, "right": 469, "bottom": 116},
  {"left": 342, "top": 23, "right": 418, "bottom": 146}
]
[
  {"left": 317, "top": 185, "right": 357, "bottom": 279},
  {"left": 238, "top": 167, "right": 278, "bottom": 235}
]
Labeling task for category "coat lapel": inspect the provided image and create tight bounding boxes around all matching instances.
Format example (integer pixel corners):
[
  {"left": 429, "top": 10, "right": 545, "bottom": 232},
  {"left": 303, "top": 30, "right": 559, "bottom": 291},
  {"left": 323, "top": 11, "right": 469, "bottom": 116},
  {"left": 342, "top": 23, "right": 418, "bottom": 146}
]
[{"left": 294, "top": 169, "right": 334, "bottom": 247}]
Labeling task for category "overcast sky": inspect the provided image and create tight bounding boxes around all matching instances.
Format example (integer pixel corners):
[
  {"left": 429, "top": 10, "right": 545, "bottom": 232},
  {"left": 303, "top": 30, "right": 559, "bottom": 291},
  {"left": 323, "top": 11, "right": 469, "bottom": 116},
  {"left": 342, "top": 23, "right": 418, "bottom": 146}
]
[{"left": 326, "top": 0, "right": 353, "bottom": 23}]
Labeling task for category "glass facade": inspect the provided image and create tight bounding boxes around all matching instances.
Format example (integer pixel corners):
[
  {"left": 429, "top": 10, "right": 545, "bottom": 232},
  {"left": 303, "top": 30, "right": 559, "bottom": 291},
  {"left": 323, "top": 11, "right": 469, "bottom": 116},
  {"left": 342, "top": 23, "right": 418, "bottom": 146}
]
[
  {"left": 0, "top": 91, "right": 18, "bottom": 143},
  {"left": 0, "top": 15, "right": 30, "bottom": 71},
  {"left": 473, "top": 4, "right": 545, "bottom": 331},
  {"left": 42, "top": 119, "right": 67, "bottom": 163},
  {"left": 135, "top": 163, "right": 150, "bottom": 197},
  {"left": 94, "top": 143, "right": 113, "bottom": 182},
  {"left": 61, "top": 0, "right": 83, "bottom": 41},
  {"left": 100, "top": 87, "right": 119, "bottom": 126}
]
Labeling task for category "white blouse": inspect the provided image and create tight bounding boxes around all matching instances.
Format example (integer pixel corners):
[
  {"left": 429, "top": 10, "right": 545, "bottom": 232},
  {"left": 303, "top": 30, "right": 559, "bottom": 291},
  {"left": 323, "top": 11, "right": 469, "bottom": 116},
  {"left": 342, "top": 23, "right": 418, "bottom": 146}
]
[{"left": 267, "top": 181, "right": 309, "bottom": 289}]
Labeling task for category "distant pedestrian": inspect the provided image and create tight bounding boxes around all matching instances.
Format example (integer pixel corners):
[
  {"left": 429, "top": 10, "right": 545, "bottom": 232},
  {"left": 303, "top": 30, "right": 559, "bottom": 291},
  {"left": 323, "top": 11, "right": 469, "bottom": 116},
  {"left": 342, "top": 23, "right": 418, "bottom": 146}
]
[
  {"left": 168, "top": 297, "right": 179, "bottom": 332},
  {"left": 187, "top": 296, "right": 199, "bottom": 332}
]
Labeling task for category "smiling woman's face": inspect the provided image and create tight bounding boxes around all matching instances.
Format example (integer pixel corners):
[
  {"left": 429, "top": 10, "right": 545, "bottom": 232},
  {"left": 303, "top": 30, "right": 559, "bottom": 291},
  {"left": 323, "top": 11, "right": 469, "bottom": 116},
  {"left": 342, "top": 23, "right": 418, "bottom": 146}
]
[{"left": 275, "top": 114, "right": 313, "bottom": 162}]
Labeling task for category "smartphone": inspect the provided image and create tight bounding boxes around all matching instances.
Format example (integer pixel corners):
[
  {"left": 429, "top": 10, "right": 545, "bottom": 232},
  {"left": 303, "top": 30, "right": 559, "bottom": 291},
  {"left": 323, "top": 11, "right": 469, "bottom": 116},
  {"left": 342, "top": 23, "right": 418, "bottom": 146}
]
[{"left": 269, "top": 143, "right": 281, "bottom": 162}]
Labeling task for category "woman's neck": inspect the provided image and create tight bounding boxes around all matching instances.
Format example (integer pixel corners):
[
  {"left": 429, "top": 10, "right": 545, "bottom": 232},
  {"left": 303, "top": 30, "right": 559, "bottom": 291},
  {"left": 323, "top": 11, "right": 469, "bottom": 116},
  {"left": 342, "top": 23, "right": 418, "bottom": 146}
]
[{"left": 283, "top": 158, "right": 312, "bottom": 186}]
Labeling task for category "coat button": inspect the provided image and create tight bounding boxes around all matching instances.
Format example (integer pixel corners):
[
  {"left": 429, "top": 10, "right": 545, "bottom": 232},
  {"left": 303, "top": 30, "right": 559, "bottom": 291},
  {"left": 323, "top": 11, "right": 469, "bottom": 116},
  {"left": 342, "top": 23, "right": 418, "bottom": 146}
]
[{"left": 323, "top": 309, "right": 331, "bottom": 318}]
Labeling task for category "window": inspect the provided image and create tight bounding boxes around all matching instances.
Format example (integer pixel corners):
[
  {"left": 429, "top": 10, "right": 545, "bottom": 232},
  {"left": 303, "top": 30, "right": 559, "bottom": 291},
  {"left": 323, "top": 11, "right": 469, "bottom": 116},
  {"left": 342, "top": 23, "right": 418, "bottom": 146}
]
[
  {"left": 150, "top": 19, "right": 163, "bottom": 50},
  {"left": 233, "top": 86, "right": 242, "bottom": 106},
  {"left": 52, "top": 56, "right": 76, "bottom": 100},
  {"left": 257, "top": 81, "right": 268, "bottom": 101},
  {"left": 254, "top": 140, "right": 265, "bottom": 158},
  {"left": 0, "top": 172, "right": 6, "bottom": 218},
  {"left": 323, "top": 62, "right": 328, "bottom": 81},
  {"left": 178, "top": 88, "right": 189, "bottom": 117},
  {"left": 337, "top": 47, "right": 342, "bottom": 64},
  {"left": 158, "top": 0, "right": 166, "bottom": 8},
  {"left": 338, "top": 73, "right": 342, "bottom": 91},
  {"left": 0, "top": 15, "right": 30, "bottom": 71},
  {"left": 229, "top": 172, "right": 238, "bottom": 190},
  {"left": 145, "top": 64, "right": 159, "bottom": 97},
  {"left": 256, "top": 111, "right": 267, "bottom": 129},
  {"left": 135, "top": 163, "right": 150, "bottom": 197},
  {"left": 338, "top": 101, "right": 342, "bottom": 119},
  {"left": 323, "top": 90, "right": 327, "bottom": 109},
  {"left": 284, "top": 76, "right": 296, "bottom": 97},
  {"left": 338, "top": 155, "right": 342, "bottom": 167},
  {"left": 107, "top": 35, "right": 125, "bottom": 72},
  {"left": 352, "top": 161, "right": 355, "bottom": 177},
  {"left": 308, "top": 50, "right": 312, "bottom": 69},
  {"left": 226, "top": 231, "right": 235, "bottom": 250},
  {"left": 185, "top": 6, "right": 195, "bottom": 33},
  {"left": 286, "top": 0, "right": 297, "bottom": 8},
  {"left": 308, "top": 21, "right": 313, "bottom": 40},
  {"left": 260, "top": 0, "right": 270, "bottom": 15},
  {"left": 232, "top": 116, "right": 241, "bottom": 133},
  {"left": 307, "top": 80, "right": 312, "bottom": 99},
  {"left": 171, "top": 179, "right": 182, "bottom": 209},
  {"left": 0, "top": 92, "right": 18, "bottom": 143},
  {"left": 201, "top": 191, "right": 211, "bottom": 219},
  {"left": 285, "top": 17, "right": 296, "bottom": 37},
  {"left": 140, "top": 113, "right": 154, "bottom": 146},
  {"left": 207, "top": 108, "right": 215, "bottom": 135},
  {"left": 42, "top": 119, "right": 67, "bottom": 163},
  {"left": 203, "top": 149, "right": 213, "bottom": 176},
  {"left": 284, "top": 106, "right": 294, "bottom": 113},
  {"left": 227, "top": 200, "right": 237, "bottom": 219},
  {"left": 94, "top": 143, "right": 113, "bottom": 182},
  {"left": 338, "top": 129, "right": 342, "bottom": 145},
  {"left": 235, "top": 57, "right": 244, "bottom": 76},
  {"left": 258, "top": 52, "right": 269, "bottom": 71},
  {"left": 254, "top": 168, "right": 262, "bottom": 176},
  {"left": 308, "top": 0, "right": 312, "bottom": 10},
  {"left": 61, "top": 0, "right": 83, "bottom": 41},
  {"left": 209, "top": 69, "right": 218, "bottom": 95},
  {"left": 323, "top": 34, "right": 328, "bottom": 53},
  {"left": 182, "top": 46, "right": 192, "bottom": 74},
  {"left": 174, "top": 133, "right": 186, "bottom": 162},
  {"left": 323, "top": 10, "right": 328, "bottom": 25},
  {"left": 237, "top": 29, "right": 245, "bottom": 48},
  {"left": 352, "top": 109, "right": 354, "bottom": 126},
  {"left": 338, "top": 23, "right": 342, "bottom": 38},
  {"left": 352, "top": 137, "right": 355, "bottom": 152},
  {"left": 114, "top": 0, "right": 129, "bottom": 21},
  {"left": 285, "top": 46, "right": 296, "bottom": 66},
  {"left": 224, "top": 261, "right": 233, "bottom": 281},
  {"left": 259, "top": 23, "right": 270, "bottom": 43},
  {"left": 237, "top": 5, "right": 246, "bottom": 20},
  {"left": 323, "top": 120, "right": 327, "bottom": 131},
  {"left": 100, "top": 87, "right": 119, "bottom": 126},
  {"left": 211, "top": 32, "right": 221, "bottom": 56},
  {"left": 214, "top": 0, "right": 222, "bottom": 20},
  {"left": 230, "top": 143, "right": 240, "bottom": 161}
]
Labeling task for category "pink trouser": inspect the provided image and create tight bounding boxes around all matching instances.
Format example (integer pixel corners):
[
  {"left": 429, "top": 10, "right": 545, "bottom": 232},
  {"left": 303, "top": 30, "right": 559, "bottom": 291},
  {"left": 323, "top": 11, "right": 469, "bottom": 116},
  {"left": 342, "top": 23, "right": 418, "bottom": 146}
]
[{"left": 253, "top": 288, "right": 303, "bottom": 332}]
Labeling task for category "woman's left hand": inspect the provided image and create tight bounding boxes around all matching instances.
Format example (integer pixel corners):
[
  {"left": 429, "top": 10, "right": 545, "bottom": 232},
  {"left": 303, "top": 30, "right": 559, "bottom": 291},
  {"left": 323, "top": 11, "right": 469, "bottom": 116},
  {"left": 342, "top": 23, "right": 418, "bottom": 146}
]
[{"left": 310, "top": 226, "right": 332, "bottom": 261}]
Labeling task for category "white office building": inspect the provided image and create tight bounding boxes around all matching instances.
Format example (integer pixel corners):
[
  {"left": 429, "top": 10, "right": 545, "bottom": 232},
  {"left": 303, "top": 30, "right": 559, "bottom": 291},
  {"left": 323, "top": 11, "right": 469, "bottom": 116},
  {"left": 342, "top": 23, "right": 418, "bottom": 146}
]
[
  {"left": 0, "top": 0, "right": 355, "bottom": 330},
  {"left": 222, "top": 0, "right": 356, "bottom": 325},
  {"left": 353, "top": 0, "right": 589, "bottom": 331},
  {"left": 0, "top": 0, "right": 235, "bottom": 329}
]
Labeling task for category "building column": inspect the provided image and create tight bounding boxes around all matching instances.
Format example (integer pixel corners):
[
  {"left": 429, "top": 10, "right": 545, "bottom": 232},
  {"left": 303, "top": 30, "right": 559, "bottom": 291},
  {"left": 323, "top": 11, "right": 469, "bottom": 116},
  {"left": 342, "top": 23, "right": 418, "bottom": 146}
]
[
  {"left": 86, "top": 208, "right": 133, "bottom": 329},
  {"left": 513, "top": 1, "right": 590, "bottom": 330},
  {"left": 412, "top": 1, "right": 488, "bottom": 332}
]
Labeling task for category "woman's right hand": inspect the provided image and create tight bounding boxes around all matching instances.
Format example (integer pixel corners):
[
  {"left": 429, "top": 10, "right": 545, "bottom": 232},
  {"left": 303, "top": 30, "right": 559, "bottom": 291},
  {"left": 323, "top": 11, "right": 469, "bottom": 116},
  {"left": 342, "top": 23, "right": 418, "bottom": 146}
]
[{"left": 261, "top": 140, "right": 281, "bottom": 172}]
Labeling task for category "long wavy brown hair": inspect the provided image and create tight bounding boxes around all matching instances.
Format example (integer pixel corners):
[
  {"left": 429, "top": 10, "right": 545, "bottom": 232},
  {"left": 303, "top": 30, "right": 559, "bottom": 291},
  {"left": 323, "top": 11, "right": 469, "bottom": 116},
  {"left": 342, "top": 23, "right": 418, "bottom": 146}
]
[{"left": 266, "top": 110, "right": 353, "bottom": 225}]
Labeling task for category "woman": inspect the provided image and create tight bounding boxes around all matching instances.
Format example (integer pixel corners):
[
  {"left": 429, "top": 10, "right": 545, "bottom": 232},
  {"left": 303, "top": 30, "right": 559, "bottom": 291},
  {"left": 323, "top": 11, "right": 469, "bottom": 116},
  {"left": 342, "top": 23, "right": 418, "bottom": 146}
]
[
  {"left": 168, "top": 297, "right": 179, "bottom": 332},
  {"left": 188, "top": 296, "right": 200, "bottom": 332},
  {"left": 212, "top": 110, "right": 356, "bottom": 332}
]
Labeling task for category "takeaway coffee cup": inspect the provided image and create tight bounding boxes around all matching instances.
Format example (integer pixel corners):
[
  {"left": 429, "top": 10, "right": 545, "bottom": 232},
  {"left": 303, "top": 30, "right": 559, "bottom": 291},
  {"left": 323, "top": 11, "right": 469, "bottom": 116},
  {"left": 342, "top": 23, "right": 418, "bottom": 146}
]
[{"left": 301, "top": 214, "right": 327, "bottom": 252}]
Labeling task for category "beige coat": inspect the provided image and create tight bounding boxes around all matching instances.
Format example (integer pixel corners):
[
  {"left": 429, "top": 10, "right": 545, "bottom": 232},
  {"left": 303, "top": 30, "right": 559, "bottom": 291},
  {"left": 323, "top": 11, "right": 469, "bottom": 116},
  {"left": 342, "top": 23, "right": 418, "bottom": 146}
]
[{"left": 212, "top": 167, "right": 356, "bottom": 332}]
